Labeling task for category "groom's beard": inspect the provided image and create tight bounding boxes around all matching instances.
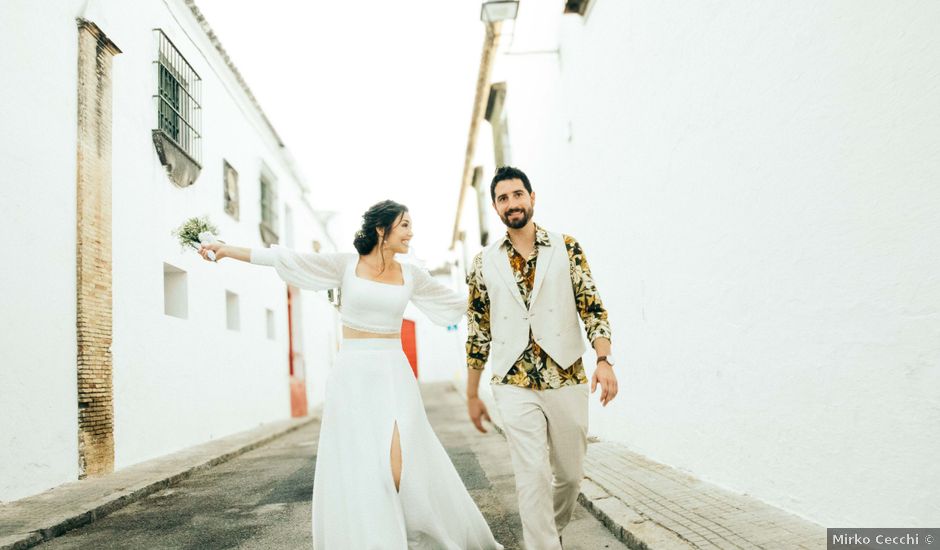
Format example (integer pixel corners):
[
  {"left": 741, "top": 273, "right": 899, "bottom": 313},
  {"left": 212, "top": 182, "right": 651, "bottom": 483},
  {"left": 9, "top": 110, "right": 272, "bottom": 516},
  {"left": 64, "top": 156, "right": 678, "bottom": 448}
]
[{"left": 501, "top": 206, "right": 533, "bottom": 229}]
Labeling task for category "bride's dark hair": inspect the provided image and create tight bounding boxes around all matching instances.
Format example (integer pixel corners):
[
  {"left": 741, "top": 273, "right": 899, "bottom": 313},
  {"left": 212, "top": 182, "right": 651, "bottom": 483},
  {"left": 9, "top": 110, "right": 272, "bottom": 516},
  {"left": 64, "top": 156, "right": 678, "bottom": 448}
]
[{"left": 353, "top": 200, "right": 409, "bottom": 266}]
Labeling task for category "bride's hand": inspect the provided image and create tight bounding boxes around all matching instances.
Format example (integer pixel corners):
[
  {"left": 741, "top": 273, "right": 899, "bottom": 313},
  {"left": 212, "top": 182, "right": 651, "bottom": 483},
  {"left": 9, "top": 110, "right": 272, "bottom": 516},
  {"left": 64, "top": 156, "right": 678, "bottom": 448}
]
[{"left": 199, "top": 242, "right": 225, "bottom": 262}]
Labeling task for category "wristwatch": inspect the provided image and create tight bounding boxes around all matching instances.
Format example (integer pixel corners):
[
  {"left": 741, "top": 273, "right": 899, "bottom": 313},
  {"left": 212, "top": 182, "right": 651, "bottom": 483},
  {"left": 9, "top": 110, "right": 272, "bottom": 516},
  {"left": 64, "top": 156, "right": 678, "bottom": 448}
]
[{"left": 597, "top": 355, "right": 615, "bottom": 366}]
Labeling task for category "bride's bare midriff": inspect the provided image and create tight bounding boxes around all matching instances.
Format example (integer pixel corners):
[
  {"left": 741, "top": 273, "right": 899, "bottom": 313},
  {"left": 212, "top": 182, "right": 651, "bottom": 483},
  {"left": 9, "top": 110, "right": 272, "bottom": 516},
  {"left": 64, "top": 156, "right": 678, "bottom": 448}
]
[{"left": 342, "top": 326, "right": 401, "bottom": 339}]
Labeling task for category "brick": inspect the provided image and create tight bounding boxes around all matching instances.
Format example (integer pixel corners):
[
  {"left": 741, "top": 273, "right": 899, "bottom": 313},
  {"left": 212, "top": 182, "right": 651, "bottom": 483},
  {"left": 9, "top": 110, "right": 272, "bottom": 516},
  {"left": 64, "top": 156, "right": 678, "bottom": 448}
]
[{"left": 75, "top": 20, "right": 119, "bottom": 479}]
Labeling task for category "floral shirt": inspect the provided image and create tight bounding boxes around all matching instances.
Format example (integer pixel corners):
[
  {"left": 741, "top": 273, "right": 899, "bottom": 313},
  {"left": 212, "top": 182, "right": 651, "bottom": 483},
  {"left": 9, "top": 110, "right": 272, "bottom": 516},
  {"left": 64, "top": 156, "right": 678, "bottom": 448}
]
[{"left": 466, "top": 225, "right": 612, "bottom": 390}]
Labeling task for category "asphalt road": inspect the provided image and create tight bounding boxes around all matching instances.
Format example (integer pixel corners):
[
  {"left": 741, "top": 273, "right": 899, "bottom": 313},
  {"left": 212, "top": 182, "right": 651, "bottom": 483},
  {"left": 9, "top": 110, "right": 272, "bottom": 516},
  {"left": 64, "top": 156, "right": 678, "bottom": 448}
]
[{"left": 39, "top": 383, "right": 625, "bottom": 550}]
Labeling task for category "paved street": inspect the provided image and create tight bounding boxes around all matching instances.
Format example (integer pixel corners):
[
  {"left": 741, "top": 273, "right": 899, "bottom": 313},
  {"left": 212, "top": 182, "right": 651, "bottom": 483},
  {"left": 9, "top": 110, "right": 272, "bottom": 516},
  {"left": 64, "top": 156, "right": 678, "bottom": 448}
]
[{"left": 38, "top": 383, "right": 625, "bottom": 549}]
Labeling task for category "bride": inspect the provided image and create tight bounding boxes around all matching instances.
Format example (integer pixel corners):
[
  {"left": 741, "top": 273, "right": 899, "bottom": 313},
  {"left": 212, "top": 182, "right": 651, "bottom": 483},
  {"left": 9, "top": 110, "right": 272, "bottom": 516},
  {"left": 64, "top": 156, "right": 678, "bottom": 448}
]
[{"left": 199, "top": 200, "right": 503, "bottom": 549}]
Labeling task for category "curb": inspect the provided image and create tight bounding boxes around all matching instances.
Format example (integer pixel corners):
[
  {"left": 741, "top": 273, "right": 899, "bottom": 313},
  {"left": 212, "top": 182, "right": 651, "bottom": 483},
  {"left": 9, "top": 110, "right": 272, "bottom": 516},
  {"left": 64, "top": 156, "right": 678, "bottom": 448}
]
[
  {"left": 0, "top": 415, "right": 317, "bottom": 550},
  {"left": 577, "top": 479, "right": 694, "bottom": 550}
]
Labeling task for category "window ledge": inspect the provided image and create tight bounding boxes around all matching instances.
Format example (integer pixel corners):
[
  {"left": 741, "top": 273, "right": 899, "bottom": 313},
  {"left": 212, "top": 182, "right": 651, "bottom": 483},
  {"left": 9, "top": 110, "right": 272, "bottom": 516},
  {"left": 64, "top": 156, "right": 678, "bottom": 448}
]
[
  {"left": 152, "top": 130, "right": 202, "bottom": 188},
  {"left": 259, "top": 222, "right": 280, "bottom": 247}
]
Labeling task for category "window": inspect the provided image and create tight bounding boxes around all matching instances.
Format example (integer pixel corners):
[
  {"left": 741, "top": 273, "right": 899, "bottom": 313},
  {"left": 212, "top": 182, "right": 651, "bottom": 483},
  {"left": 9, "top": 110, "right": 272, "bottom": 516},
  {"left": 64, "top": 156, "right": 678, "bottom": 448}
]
[
  {"left": 564, "top": 0, "right": 592, "bottom": 16},
  {"left": 484, "top": 82, "right": 511, "bottom": 168},
  {"left": 226, "top": 291, "right": 240, "bottom": 331},
  {"left": 158, "top": 63, "right": 181, "bottom": 143},
  {"left": 223, "top": 160, "right": 239, "bottom": 220},
  {"left": 259, "top": 169, "right": 279, "bottom": 246},
  {"left": 284, "top": 204, "right": 294, "bottom": 249},
  {"left": 152, "top": 30, "right": 202, "bottom": 187},
  {"left": 327, "top": 289, "right": 342, "bottom": 310},
  {"left": 266, "top": 308, "right": 276, "bottom": 340},
  {"left": 163, "top": 263, "right": 188, "bottom": 319}
]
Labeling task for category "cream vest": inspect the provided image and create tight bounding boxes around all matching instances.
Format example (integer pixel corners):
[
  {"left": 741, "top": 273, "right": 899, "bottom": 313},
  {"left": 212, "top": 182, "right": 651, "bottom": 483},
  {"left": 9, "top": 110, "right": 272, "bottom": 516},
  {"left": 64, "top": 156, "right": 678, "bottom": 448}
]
[{"left": 481, "top": 230, "right": 587, "bottom": 379}]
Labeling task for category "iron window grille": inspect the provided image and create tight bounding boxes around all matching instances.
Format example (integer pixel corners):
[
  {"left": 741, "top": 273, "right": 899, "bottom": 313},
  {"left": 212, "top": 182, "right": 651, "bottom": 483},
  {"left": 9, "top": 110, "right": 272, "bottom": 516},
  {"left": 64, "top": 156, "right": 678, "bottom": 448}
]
[{"left": 153, "top": 30, "right": 202, "bottom": 166}]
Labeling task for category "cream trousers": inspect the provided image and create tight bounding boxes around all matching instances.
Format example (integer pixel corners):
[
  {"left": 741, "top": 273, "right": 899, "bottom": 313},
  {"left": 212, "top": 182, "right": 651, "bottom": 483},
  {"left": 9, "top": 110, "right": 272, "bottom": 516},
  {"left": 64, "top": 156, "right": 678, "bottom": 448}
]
[{"left": 492, "top": 383, "right": 589, "bottom": 550}]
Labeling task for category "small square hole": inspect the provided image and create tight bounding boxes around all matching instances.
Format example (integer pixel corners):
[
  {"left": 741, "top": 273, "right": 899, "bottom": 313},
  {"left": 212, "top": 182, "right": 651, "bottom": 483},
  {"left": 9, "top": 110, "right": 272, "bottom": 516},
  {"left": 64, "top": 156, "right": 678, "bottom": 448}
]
[
  {"left": 163, "top": 263, "right": 188, "bottom": 319},
  {"left": 226, "top": 291, "right": 240, "bottom": 331},
  {"left": 266, "top": 308, "right": 276, "bottom": 340}
]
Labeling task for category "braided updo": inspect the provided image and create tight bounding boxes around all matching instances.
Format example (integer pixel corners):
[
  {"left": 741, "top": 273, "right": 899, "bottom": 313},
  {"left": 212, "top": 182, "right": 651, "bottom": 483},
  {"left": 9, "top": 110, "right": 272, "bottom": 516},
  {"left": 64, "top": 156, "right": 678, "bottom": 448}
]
[{"left": 353, "top": 200, "right": 409, "bottom": 255}]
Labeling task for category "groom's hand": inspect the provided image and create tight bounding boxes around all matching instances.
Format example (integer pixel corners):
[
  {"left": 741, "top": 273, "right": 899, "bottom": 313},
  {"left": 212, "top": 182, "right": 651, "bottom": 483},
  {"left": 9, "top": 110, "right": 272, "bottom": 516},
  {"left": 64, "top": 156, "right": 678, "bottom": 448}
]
[
  {"left": 592, "top": 362, "right": 619, "bottom": 406},
  {"left": 467, "top": 396, "right": 491, "bottom": 433}
]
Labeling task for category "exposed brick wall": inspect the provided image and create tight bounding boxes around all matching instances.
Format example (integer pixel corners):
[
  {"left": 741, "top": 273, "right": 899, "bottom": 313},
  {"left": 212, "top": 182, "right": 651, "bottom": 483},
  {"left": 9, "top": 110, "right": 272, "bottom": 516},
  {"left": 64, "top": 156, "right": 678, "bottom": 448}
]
[{"left": 75, "top": 20, "right": 120, "bottom": 478}]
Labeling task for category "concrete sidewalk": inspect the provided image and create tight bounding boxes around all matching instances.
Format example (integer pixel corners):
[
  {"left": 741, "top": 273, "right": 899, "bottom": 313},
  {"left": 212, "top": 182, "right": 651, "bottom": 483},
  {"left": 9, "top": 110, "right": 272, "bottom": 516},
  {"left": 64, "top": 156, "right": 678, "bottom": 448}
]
[
  {"left": 468, "top": 384, "right": 827, "bottom": 550},
  {"left": 0, "top": 416, "right": 315, "bottom": 550},
  {"left": 579, "top": 442, "right": 826, "bottom": 550}
]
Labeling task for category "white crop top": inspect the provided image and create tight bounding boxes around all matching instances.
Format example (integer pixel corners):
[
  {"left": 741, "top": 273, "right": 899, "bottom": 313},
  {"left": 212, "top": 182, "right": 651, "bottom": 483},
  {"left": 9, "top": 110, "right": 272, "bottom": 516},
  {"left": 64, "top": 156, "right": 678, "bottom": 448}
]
[{"left": 250, "top": 246, "right": 465, "bottom": 334}]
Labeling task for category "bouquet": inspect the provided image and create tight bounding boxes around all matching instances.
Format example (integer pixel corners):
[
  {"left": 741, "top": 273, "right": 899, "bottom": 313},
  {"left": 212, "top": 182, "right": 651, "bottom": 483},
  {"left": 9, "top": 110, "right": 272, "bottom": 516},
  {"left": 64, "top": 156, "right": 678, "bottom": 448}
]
[{"left": 172, "top": 216, "right": 220, "bottom": 261}]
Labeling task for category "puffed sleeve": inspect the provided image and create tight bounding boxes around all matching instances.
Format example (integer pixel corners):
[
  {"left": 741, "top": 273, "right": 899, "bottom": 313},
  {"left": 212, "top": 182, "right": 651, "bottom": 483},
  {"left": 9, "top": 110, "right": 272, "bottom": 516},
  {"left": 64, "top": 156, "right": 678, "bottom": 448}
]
[
  {"left": 409, "top": 264, "right": 467, "bottom": 326},
  {"left": 250, "top": 246, "right": 352, "bottom": 291}
]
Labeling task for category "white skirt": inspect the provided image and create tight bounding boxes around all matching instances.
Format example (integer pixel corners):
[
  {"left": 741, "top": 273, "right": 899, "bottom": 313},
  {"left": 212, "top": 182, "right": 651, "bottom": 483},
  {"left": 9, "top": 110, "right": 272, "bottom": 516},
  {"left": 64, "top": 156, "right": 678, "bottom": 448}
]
[{"left": 312, "top": 338, "right": 503, "bottom": 550}]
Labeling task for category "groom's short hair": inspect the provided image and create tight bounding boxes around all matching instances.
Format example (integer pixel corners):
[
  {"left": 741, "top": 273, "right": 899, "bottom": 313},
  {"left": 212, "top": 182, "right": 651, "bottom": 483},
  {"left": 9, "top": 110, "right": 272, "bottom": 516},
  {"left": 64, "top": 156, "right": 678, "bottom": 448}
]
[{"left": 490, "top": 166, "right": 532, "bottom": 202}]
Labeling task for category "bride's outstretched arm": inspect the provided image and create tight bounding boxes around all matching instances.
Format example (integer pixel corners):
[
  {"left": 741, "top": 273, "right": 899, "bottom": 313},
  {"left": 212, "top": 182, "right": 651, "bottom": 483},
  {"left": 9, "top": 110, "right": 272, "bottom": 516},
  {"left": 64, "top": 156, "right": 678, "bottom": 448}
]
[{"left": 198, "top": 242, "right": 351, "bottom": 291}]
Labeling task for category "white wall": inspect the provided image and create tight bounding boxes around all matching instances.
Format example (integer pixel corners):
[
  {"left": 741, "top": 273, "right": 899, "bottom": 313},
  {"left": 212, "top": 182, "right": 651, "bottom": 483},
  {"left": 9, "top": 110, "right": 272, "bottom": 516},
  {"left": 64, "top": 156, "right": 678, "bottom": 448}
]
[
  {"left": 412, "top": 318, "right": 464, "bottom": 384},
  {"left": 0, "top": 0, "right": 84, "bottom": 503},
  {"left": 106, "top": 0, "right": 341, "bottom": 469},
  {"left": 298, "top": 294, "right": 340, "bottom": 409},
  {"left": 0, "top": 0, "right": 339, "bottom": 500},
  {"left": 474, "top": 1, "right": 940, "bottom": 527}
]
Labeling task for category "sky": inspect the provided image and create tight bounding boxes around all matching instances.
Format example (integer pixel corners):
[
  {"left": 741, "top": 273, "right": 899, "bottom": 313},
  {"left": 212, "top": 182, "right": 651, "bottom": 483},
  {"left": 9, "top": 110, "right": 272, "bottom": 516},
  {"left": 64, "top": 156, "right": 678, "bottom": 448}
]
[{"left": 194, "top": 0, "right": 485, "bottom": 265}]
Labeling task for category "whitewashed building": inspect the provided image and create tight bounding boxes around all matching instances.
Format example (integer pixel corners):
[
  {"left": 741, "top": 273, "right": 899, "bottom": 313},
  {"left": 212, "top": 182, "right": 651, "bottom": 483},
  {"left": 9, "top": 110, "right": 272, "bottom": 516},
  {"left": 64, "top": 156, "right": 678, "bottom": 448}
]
[
  {"left": 452, "top": 1, "right": 940, "bottom": 527},
  {"left": 0, "top": 0, "right": 340, "bottom": 503}
]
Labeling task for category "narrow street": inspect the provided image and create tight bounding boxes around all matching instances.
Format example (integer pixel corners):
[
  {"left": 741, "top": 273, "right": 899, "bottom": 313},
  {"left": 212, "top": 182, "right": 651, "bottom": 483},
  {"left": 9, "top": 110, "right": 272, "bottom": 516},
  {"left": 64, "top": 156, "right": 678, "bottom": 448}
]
[{"left": 38, "top": 383, "right": 625, "bottom": 550}]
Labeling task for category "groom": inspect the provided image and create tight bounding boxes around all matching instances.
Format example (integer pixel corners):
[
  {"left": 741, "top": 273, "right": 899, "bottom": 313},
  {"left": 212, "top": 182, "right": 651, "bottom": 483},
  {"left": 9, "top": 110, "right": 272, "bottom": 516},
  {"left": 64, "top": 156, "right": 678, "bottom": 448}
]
[{"left": 465, "top": 166, "right": 618, "bottom": 549}]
